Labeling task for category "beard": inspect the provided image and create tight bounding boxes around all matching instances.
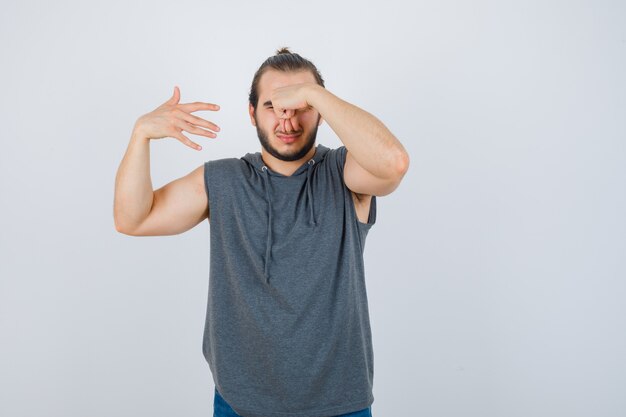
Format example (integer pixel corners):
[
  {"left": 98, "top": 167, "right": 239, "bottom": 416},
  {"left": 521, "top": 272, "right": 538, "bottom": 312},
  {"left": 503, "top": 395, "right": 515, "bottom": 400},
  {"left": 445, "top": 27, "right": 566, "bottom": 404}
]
[{"left": 254, "top": 114, "right": 320, "bottom": 162}]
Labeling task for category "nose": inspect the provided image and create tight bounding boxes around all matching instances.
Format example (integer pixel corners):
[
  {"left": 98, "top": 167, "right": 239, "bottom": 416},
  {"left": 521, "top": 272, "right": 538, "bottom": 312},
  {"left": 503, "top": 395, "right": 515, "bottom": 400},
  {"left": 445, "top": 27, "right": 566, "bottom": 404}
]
[{"left": 281, "top": 116, "right": 300, "bottom": 133}]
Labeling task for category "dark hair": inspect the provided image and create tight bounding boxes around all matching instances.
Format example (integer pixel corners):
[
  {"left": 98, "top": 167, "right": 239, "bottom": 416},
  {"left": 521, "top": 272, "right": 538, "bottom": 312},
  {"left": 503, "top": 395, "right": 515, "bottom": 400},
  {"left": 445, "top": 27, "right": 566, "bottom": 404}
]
[{"left": 248, "top": 47, "right": 325, "bottom": 111}]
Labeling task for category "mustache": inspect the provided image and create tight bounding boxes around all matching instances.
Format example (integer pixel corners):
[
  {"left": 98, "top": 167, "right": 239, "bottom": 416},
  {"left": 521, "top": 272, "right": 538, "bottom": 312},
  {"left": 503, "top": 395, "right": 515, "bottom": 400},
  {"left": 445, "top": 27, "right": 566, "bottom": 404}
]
[{"left": 275, "top": 131, "right": 302, "bottom": 135}]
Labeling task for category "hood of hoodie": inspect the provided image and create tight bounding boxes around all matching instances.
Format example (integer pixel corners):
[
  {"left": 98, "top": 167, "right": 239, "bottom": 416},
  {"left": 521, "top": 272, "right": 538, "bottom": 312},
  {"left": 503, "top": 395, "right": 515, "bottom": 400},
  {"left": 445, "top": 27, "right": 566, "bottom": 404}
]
[{"left": 241, "top": 143, "right": 331, "bottom": 284}]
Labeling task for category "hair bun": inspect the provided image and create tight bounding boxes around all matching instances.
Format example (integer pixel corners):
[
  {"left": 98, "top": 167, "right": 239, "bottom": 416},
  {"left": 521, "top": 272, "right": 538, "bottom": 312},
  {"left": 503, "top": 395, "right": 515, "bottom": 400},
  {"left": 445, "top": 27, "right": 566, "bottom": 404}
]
[{"left": 275, "top": 47, "right": 292, "bottom": 55}]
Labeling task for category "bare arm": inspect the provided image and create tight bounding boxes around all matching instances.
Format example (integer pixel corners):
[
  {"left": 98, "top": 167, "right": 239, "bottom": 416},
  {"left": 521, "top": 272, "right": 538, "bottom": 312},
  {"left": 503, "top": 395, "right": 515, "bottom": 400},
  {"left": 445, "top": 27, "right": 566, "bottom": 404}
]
[
  {"left": 113, "top": 130, "right": 155, "bottom": 233},
  {"left": 113, "top": 86, "right": 220, "bottom": 236},
  {"left": 269, "top": 83, "right": 409, "bottom": 197}
]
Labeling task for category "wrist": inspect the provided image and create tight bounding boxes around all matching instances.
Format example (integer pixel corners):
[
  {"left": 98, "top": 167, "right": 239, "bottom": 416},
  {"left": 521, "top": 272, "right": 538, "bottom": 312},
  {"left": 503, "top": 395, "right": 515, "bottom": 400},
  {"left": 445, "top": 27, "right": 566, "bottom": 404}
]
[
  {"left": 130, "top": 125, "right": 150, "bottom": 145},
  {"left": 306, "top": 83, "right": 329, "bottom": 110}
]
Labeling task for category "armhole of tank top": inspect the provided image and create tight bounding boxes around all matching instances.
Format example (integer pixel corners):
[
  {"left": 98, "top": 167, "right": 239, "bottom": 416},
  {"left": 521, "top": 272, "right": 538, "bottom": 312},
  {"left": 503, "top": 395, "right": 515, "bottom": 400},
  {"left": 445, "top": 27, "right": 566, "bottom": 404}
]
[
  {"left": 351, "top": 195, "right": 376, "bottom": 256},
  {"left": 335, "top": 147, "right": 376, "bottom": 257},
  {"left": 203, "top": 161, "right": 210, "bottom": 221},
  {"left": 337, "top": 146, "right": 377, "bottom": 231},
  {"left": 357, "top": 195, "right": 377, "bottom": 229}
]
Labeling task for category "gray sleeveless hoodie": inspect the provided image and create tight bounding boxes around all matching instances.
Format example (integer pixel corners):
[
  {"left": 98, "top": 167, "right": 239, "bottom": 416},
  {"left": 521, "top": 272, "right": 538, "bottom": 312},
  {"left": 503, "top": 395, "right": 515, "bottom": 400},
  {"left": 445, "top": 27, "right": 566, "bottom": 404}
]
[{"left": 202, "top": 143, "right": 376, "bottom": 417}]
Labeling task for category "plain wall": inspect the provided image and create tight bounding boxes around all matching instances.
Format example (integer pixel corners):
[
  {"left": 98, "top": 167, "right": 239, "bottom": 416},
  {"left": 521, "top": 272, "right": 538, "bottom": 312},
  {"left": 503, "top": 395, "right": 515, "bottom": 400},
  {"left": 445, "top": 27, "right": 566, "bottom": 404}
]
[{"left": 1, "top": 1, "right": 624, "bottom": 416}]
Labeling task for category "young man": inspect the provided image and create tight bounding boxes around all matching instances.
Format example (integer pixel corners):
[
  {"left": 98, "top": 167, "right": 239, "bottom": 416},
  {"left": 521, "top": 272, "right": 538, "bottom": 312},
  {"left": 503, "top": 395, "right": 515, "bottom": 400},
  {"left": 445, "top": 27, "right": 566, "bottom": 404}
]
[{"left": 114, "top": 48, "right": 409, "bottom": 417}]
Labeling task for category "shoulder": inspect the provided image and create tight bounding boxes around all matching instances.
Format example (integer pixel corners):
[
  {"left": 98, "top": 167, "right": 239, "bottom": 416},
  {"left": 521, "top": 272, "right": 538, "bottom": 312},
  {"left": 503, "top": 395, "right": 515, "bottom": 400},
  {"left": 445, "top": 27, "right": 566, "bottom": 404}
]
[
  {"left": 206, "top": 157, "right": 243, "bottom": 170},
  {"left": 204, "top": 157, "right": 250, "bottom": 179},
  {"left": 202, "top": 157, "right": 248, "bottom": 199},
  {"left": 321, "top": 146, "right": 370, "bottom": 199},
  {"left": 321, "top": 145, "right": 347, "bottom": 168},
  {"left": 319, "top": 145, "right": 375, "bottom": 223}
]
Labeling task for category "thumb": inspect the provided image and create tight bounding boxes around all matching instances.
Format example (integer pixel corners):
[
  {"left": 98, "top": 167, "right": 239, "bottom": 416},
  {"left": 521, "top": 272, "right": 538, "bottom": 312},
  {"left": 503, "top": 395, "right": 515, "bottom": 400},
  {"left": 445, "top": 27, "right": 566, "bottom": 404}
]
[{"left": 167, "top": 85, "right": 180, "bottom": 105}]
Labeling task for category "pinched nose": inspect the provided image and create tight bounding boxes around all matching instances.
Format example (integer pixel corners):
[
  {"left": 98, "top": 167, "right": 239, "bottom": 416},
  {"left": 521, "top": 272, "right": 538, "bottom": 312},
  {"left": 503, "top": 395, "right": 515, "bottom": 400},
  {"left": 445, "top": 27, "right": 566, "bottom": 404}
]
[{"left": 280, "top": 116, "right": 300, "bottom": 133}]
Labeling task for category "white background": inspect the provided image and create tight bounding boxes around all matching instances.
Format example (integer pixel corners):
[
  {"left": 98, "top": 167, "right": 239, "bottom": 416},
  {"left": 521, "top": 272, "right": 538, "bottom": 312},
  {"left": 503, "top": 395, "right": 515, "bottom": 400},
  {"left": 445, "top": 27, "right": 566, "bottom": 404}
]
[{"left": 1, "top": 1, "right": 625, "bottom": 416}]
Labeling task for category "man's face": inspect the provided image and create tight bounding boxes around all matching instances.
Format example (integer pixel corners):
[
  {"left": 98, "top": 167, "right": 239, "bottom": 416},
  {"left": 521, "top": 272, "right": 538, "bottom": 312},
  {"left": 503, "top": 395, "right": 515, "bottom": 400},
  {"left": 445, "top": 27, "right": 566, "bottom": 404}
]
[{"left": 249, "top": 69, "right": 323, "bottom": 162}]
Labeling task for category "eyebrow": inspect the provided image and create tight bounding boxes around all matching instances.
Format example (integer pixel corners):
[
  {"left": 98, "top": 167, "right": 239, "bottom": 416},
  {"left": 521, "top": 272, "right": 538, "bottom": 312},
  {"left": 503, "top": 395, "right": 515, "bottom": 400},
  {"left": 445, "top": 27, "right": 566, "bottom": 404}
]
[{"left": 262, "top": 100, "right": 273, "bottom": 107}]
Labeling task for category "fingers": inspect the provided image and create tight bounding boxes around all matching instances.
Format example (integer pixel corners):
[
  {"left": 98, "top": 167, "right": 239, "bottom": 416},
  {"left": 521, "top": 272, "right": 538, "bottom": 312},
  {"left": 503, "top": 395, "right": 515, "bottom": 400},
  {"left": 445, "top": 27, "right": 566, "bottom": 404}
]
[
  {"left": 276, "top": 108, "right": 295, "bottom": 119},
  {"left": 166, "top": 86, "right": 181, "bottom": 105},
  {"left": 174, "top": 99, "right": 221, "bottom": 152},
  {"left": 178, "top": 101, "right": 220, "bottom": 113},
  {"left": 171, "top": 119, "right": 216, "bottom": 151},
  {"left": 278, "top": 117, "right": 299, "bottom": 133},
  {"left": 171, "top": 130, "right": 200, "bottom": 151},
  {"left": 283, "top": 118, "right": 294, "bottom": 132},
  {"left": 175, "top": 109, "right": 220, "bottom": 134},
  {"left": 175, "top": 118, "right": 218, "bottom": 139},
  {"left": 288, "top": 117, "right": 300, "bottom": 132}
]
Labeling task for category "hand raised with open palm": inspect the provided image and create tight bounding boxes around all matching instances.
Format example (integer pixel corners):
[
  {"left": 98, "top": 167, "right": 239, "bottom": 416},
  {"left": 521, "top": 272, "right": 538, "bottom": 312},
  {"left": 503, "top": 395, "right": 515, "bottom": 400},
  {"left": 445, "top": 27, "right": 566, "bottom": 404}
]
[{"left": 133, "top": 86, "right": 221, "bottom": 151}]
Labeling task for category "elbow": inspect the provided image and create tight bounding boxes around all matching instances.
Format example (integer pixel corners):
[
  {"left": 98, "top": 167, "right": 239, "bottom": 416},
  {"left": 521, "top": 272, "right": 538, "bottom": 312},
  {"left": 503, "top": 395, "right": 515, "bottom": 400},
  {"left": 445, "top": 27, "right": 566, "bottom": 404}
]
[
  {"left": 116, "top": 225, "right": 139, "bottom": 236},
  {"left": 113, "top": 211, "right": 125, "bottom": 234},
  {"left": 114, "top": 214, "right": 136, "bottom": 236},
  {"left": 114, "top": 220, "right": 131, "bottom": 235},
  {"left": 377, "top": 152, "right": 409, "bottom": 197},
  {"left": 394, "top": 149, "right": 410, "bottom": 178}
]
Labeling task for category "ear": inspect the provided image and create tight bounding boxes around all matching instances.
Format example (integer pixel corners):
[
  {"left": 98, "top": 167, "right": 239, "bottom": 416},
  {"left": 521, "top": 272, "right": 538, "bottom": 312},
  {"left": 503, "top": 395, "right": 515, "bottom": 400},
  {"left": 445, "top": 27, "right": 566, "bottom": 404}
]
[{"left": 248, "top": 103, "right": 257, "bottom": 126}]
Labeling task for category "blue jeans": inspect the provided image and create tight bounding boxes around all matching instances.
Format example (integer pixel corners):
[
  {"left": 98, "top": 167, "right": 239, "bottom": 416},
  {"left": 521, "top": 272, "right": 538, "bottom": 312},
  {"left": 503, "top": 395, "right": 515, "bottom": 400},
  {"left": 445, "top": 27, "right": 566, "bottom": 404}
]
[{"left": 214, "top": 388, "right": 372, "bottom": 417}]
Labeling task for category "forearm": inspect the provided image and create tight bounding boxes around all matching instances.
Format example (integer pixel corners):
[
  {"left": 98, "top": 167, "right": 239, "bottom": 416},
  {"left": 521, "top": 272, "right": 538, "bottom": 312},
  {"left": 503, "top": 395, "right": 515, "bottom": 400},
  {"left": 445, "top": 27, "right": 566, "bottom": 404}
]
[
  {"left": 113, "top": 127, "right": 154, "bottom": 233},
  {"left": 307, "top": 85, "right": 408, "bottom": 179}
]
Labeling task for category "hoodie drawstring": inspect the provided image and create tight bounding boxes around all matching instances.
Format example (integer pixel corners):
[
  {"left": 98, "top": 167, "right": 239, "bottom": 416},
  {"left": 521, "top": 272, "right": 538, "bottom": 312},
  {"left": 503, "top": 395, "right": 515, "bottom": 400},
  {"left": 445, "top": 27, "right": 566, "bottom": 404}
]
[
  {"left": 261, "top": 165, "right": 273, "bottom": 283},
  {"left": 261, "top": 158, "right": 317, "bottom": 284},
  {"left": 306, "top": 159, "right": 317, "bottom": 226}
]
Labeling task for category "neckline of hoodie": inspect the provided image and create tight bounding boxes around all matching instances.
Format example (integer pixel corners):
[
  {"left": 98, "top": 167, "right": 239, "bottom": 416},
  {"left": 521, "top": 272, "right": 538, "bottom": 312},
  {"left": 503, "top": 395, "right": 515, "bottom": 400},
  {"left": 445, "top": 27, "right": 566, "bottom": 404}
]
[
  {"left": 254, "top": 144, "right": 327, "bottom": 177},
  {"left": 259, "top": 166, "right": 312, "bottom": 178}
]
